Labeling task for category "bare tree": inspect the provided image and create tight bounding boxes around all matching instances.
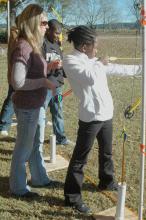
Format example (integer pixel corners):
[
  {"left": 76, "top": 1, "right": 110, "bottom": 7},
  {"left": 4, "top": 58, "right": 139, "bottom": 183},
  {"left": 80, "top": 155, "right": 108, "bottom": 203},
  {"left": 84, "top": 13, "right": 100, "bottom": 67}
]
[
  {"left": 53, "top": 0, "right": 74, "bottom": 24},
  {"left": 99, "top": 0, "right": 119, "bottom": 31},
  {"left": 10, "top": 0, "right": 30, "bottom": 26},
  {"left": 127, "top": 0, "right": 141, "bottom": 31},
  {"left": 60, "top": 0, "right": 85, "bottom": 26},
  {"left": 35, "top": 0, "right": 71, "bottom": 24},
  {"left": 82, "top": 0, "right": 102, "bottom": 28}
]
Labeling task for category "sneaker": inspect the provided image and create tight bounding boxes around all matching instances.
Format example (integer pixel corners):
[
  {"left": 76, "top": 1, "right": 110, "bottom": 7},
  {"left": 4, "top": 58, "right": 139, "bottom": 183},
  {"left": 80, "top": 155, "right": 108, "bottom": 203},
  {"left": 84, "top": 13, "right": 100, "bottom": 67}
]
[
  {"left": 11, "top": 122, "right": 17, "bottom": 127},
  {"left": 0, "top": 130, "right": 8, "bottom": 136},
  {"left": 65, "top": 200, "right": 92, "bottom": 214},
  {"left": 47, "top": 121, "right": 52, "bottom": 126},
  {"left": 56, "top": 139, "right": 74, "bottom": 145},
  {"left": 11, "top": 191, "right": 39, "bottom": 198},
  {"left": 97, "top": 181, "right": 118, "bottom": 192}
]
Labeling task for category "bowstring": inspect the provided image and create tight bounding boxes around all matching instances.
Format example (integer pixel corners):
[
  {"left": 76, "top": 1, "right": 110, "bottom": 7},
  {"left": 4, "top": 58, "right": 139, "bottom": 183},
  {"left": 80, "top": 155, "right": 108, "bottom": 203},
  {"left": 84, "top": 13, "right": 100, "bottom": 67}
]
[
  {"left": 130, "top": 31, "right": 141, "bottom": 105},
  {"left": 130, "top": 1, "right": 142, "bottom": 106}
]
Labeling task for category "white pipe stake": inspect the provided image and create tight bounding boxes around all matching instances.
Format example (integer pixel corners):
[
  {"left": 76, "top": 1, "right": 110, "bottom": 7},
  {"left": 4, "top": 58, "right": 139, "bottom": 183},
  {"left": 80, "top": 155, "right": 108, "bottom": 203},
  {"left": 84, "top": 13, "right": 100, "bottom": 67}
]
[
  {"left": 139, "top": 1, "right": 146, "bottom": 219},
  {"left": 50, "top": 134, "right": 56, "bottom": 164},
  {"left": 115, "top": 182, "right": 127, "bottom": 220}
]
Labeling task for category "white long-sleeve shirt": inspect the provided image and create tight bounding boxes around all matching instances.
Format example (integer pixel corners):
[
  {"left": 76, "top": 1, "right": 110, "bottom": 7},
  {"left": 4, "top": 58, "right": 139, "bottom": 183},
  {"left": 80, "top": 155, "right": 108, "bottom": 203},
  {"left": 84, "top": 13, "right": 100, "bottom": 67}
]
[
  {"left": 105, "top": 63, "right": 141, "bottom": 75},
  {"left": 63, "top": 50, "right": 114, "bottom": 122},
  {"left": 63, "top": 50, "right": 141, "bottom": 122}
]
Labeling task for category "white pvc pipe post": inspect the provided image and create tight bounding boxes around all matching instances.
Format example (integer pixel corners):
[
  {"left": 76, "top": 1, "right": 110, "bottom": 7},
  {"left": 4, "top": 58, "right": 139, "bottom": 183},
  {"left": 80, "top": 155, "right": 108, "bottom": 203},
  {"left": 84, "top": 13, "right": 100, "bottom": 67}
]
[
  {"left": 50, "top": 134, "right": 56, "bottom": 164},
  {"left": 139, "top": 1, "right": 146, "bottom": 219},
  {"left": 115, "top": 182, "right": 127, "bottom": 220}
]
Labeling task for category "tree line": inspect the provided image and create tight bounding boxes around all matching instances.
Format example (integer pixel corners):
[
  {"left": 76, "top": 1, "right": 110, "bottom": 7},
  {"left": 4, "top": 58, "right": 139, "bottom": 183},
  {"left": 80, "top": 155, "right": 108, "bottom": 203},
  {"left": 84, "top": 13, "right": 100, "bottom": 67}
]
[{"left": 0, "top": 0, "right": 141, "bottom": 30}]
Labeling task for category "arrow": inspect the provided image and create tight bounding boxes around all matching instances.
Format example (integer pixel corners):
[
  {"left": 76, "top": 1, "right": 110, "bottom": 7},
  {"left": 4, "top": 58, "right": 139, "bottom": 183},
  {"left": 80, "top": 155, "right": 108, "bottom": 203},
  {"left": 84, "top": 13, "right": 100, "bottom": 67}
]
[{"left": 109, "top": 57, "right": 141, "bottom": 61}]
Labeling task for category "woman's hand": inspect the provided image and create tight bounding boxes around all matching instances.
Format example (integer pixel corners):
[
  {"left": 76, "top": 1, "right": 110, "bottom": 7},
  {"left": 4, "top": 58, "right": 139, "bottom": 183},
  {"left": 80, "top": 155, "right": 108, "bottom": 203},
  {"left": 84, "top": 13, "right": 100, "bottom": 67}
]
[
  {"left": 47, "top": 60, "right": 62, "bottom": 71},
  {"left": 98, "top": 56, "right": 109, "bottom": 65}
]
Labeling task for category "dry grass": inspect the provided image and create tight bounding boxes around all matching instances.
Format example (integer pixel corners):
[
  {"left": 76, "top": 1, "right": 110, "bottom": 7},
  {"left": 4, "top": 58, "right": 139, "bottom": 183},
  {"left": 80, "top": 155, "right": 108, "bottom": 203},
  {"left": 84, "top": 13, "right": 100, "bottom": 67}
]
[{"left": 0, "top": 34, "right": 145, "bottom": 220}]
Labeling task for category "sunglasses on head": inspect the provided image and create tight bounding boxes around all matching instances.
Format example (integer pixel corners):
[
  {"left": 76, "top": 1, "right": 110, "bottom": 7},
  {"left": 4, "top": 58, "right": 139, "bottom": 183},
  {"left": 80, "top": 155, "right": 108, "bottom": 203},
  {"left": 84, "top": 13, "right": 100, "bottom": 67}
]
[{"left": 41, "top": 21, "right": 48, "bottom": 26}]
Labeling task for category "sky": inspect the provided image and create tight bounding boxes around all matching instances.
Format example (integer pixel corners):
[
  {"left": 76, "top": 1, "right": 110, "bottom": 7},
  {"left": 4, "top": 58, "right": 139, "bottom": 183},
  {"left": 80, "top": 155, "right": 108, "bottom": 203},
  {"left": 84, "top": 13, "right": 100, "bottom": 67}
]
[
  {"left": 118, "top": 0, "right": 136, "bottom": 23},
  {"left": 0, "top": 0, "right": 137, "bottom": 25}
]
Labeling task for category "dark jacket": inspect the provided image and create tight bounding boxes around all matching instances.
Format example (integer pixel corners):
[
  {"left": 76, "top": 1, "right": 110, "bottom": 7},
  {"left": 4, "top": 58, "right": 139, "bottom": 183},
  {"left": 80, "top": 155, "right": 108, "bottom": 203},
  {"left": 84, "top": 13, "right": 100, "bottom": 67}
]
[{"left": 42, "top": 37, "right": 66, "bottom": 88}]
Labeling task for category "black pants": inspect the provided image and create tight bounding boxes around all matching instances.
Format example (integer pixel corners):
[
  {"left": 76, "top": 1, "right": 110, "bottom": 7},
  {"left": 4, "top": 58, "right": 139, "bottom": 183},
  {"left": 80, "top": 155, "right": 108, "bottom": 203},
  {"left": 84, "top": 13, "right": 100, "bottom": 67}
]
[{"left": 64, "top": 119, "right": 114, "bottom": 205}]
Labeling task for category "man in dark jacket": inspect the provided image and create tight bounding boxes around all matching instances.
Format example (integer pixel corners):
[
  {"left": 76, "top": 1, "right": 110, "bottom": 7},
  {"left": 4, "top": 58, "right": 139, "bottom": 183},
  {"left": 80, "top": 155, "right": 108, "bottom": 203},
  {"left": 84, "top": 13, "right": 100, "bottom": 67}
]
[{"left": 42, "top": 19, "right": 68, "bottom": 145}]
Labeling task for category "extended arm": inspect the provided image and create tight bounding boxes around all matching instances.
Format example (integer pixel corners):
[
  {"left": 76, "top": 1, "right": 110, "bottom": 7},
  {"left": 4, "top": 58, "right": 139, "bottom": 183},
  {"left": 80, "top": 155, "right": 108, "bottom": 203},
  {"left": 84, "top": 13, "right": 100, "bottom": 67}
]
[{"left": 105, "top": 63, "right": 142, "bottom": 76}]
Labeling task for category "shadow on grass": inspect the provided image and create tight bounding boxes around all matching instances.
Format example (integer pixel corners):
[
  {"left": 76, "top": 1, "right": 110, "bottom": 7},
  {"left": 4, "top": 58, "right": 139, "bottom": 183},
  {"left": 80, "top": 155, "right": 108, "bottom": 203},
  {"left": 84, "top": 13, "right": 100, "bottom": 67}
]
[
  {"left": 0, "top": 176, "right": 64, "bottom": 199},
  {"left": 0, "top": 194, "right": 93, "bottom": 220},
  {"left": 0, "top": 176, "right": 93, "bottom": 219},
  {"left": 0, "top": 157, "right": 11, "bottom": 162},
  {"left": 42, "top": 208, "right": 93, "bottom": 220},
  {"left": 83, "top": 182, "right": 97, "bottom": 192},
  {"left": 92, "top": 216, "right": 114, "bottom": 220},
  {"left": 0, "top": 148, "right": 13, "bottom": 155},
  {"left": 42, "top": 195, "right": 65, "bottom": 206},
  {"left": 30, "top": 181, "right": 64, "bottom": 190},
  {"left": 44, "top": 139, "right": 49, "bottom": 144},
  {"left": 0, "top": 136, "right": 16, "bottom": 142},
  {"left": 0, "top": 208, "right": 33, "bottom": 218},
  {"left": 0, "top": 176, "right": 10, "bottom": 198}
]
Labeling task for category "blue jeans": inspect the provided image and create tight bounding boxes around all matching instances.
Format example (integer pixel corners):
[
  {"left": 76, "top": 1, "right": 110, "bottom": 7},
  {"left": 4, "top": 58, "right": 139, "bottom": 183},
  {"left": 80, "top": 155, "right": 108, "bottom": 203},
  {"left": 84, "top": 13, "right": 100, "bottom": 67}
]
[
  {"left": 0, "top": 85, "right": 15, "bottom": 131},
  {"left": 10, "top": 107, "right": 50, "bottom": 195},
  {"left": 45, "top": 87, "right": 67, "bottom": 144}
]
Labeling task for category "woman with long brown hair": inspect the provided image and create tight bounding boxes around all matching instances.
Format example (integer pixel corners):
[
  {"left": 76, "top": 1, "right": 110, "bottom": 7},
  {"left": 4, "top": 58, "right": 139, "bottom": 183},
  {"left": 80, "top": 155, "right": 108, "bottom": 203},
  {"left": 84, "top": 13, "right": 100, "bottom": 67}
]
[{"left": 9, "top": 4, "right": 59, "bottom": 198}]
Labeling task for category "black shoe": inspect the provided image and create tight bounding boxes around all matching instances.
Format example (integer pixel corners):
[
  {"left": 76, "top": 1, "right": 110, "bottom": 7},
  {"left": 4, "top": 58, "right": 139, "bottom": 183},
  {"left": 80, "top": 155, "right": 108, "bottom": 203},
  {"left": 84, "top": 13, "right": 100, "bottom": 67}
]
[
  {"left": 74, "top": 203, "right": 92, "bottom": 214},
  {"left": 65, "top": 200, "right": 92, "bottom": 215},
  {"left": 97, "top": 181, "right": 118, "bottom": 191},
  {"left": 31, "top": 180, "right": 61, "bottom": 188},
  {"left": 11, "top": 191, "right": 39, "bottom": 198}
]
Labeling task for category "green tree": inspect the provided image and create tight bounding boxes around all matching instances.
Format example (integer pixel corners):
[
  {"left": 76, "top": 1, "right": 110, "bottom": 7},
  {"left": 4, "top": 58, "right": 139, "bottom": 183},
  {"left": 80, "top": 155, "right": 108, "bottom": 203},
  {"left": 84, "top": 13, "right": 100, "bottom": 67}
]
[{"left": 0, "top": 0, "right": 7, "bottom": 13}]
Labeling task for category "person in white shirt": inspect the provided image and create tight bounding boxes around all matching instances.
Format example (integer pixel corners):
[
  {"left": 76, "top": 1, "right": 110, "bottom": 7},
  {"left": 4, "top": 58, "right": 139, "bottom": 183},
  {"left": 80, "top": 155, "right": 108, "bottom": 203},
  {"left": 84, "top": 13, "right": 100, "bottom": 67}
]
[{"left": 63, "top": 25, "right": 118, "bottom": 214}]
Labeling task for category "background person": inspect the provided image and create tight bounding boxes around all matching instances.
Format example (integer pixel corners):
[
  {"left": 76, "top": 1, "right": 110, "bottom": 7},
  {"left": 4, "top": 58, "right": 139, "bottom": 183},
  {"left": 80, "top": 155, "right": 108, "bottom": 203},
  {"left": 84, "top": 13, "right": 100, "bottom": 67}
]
[
  {"left": 42, "top": 19, "right": 68, "bottom": 145},
  {"left": 0, "top": 15, "right": 20, "bottom": 136}
]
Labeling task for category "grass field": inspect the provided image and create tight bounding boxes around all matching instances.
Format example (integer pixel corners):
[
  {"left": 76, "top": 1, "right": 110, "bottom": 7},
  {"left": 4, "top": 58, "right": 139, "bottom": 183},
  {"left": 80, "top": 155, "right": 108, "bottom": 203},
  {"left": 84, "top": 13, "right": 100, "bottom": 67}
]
[{"left": 0, "top": 34, "right": 145, "bottom": 220}]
